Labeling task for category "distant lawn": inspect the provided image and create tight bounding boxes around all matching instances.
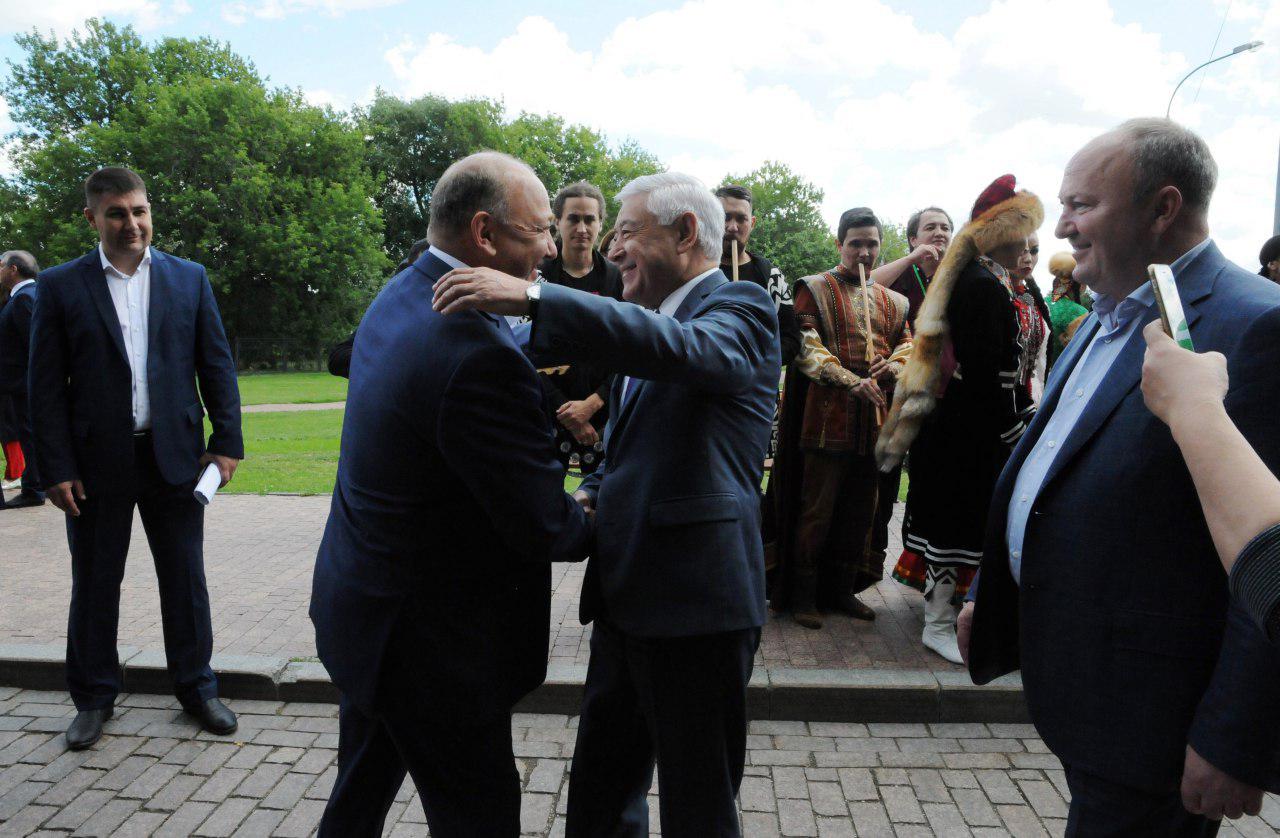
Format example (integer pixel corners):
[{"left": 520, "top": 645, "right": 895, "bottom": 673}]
[
  {"left": 213, "top": 409, "right": 344, "bottom": 495},
  {"left": 216, "top": 408, "right": 588, "bottom": 496},
  {"left": 237, "top": 371, "right": 348, "bottom": 406}
]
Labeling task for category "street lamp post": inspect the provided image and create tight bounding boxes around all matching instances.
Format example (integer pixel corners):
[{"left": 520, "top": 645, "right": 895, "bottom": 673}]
[
  {"left": 1274, "top": 138, "right": 1280, "bottom": 236},
  {"left": 1166, "top": 40, "right": 1264, "bottom": 119}
]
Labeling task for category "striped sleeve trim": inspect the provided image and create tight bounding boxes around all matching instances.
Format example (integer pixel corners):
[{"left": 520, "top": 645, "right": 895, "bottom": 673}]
[
  {"left": 1229, "top": 522, "right": 1280, "bottom": 642},
  {"left": 1000, "top": 421, "right": 1026, "bottom": 445}
]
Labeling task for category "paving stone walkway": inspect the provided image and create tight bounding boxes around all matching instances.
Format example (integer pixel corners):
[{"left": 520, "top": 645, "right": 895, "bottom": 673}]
[
  {"left": 0, "top": 688, "right": 1276, "bottom": 837},
  {"left": 0, "top": 494, "right": 962, "bottom": 676}
]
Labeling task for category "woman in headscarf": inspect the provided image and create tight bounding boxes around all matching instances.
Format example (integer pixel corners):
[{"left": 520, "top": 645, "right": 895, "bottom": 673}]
[{"left": 877, "top": 174, "right": 1043, "bottom": 663}]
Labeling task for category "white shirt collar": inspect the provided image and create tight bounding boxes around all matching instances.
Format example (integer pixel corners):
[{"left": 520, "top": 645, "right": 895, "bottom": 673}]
[
  {"left": 10, "top": 278, "right": 35, "bottom": 294},
  {"left": 99, "top": 243, "right": 152, "bottom": 277},
  {"left": 658, "top": 267, "right": 719, "bottom": 318},
  {"left": 427, "top": 245, "right": 469, "bottom": 271}
]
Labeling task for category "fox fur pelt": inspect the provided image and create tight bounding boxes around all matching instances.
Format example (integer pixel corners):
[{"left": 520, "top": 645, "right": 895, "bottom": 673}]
[{"left": 875, "top": 190, "right": 1044, "bottom": 471}]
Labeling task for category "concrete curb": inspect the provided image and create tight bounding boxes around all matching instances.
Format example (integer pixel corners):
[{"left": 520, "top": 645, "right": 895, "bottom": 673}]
[{"left": 0, "top": 643, "right": 1027, "bottom": 723}]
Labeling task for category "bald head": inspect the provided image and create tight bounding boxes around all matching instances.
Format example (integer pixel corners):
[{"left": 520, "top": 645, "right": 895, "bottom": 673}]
[
  {"left": 426, "top": 151, "right": 556, "bottom": 278},
  {"left": 1107, "top": 118, "right": 1216, "bottom": 216},
  {"left": 427, "top": 151, "right": 542, "bottom": 248}
]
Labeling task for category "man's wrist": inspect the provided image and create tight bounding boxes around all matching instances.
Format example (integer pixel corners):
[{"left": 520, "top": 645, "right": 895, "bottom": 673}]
[{"left": 524, "top": 281, "right": 541, "bottom": 319}]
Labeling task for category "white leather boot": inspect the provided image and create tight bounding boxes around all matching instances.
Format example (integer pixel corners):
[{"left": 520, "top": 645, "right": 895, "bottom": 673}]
[{"left": 921, "top": 575, "right": 963, "bottom": 664}]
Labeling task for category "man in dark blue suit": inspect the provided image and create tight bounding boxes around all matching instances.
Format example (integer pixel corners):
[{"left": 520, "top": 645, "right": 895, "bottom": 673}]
[
  {"left": 0, "top": 250, "right": 45, "bottom": 509},
  {"left": 959, "top": 120, "right": 1280, "bottom": 834},
  {"left": 30, "top": 167, "right": 243, "bottom": 750},
  {"left": 434, "top": 171, "right": 781, "bottom": 837},
  {"left": 310, "top": 152, "right": 592, "bottom": 837}
]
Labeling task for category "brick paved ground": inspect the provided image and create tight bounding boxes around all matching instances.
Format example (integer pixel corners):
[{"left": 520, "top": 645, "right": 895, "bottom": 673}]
[
  {"left": 0, "top": 494, "right": 962, "bottom": 674},
  {"left": 0, "top": 688, "right": 1276, "bottom": 837}
]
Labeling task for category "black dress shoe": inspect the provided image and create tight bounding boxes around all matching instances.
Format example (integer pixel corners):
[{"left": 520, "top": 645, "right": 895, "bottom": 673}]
[
  {"left": 66, "top": 707, "right": 112, "bottom": 751},
  {"left": 1, "top": 492, "right": 44, "bottom": 509},
  {"left": 185, "top": 698, "right": 238, "bottom": 735}
]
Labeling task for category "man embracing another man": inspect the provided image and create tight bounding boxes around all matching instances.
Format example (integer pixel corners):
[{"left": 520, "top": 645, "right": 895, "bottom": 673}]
[{"left": 434, "top": 171, "right": 780, "bottom": 836}]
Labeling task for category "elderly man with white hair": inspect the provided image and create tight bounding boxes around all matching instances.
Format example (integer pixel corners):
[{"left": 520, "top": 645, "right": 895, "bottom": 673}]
[{"left": 434, "top": 171, "right": 781, "bottom": 836}]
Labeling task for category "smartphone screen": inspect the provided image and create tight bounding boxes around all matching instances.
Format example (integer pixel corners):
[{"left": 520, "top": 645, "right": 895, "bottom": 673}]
[{"left": 1148, "top": 264, "right": 1194, "bottom": 350}]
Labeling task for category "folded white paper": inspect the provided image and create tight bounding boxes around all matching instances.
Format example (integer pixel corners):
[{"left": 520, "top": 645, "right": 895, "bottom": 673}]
[{"left": 194, "top": 463, "right": 222, "bottom": 506}]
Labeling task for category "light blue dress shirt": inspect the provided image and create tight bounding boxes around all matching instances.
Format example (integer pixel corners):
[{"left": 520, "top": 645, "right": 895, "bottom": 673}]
[{"left": 1005, "top": 238, "right": 1212, "bottom": 583}]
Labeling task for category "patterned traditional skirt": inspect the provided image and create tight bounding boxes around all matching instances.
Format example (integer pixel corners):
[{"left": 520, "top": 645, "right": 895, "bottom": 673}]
[
  {"left": 890, "top": 391, "right": 1010, "bottom": 605},
  {"left": 892, "top": 509, "right": 982, "bottom": 604}
]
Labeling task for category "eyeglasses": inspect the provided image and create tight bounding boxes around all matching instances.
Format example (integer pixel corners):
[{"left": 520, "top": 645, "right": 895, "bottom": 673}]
[{"left": 497, "top": 217, "right": 554, "bottom": 237}]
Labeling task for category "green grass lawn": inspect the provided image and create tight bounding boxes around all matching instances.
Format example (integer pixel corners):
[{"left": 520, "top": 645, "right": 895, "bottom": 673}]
[
  {"left": 237, "top": 371, "right": 348, "bottom": 406},
  {"left": 213, "top": 409, "right": 344, "bottom": 495},
  {"left": 214, "top": 392, "right": 907, "bottom": 499},
  {"left": 219, "top": 408, "right": 588, "bottom": 496}
]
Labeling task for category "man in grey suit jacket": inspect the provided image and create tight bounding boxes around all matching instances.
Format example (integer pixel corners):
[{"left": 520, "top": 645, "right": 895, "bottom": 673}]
[{"left": 434, "top": 172, "right": 780, "bottom": 837}]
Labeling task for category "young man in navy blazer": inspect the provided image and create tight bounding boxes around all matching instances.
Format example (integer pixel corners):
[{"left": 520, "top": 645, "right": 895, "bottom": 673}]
[
  {"left": 960, "top": 120, "right": 1280, "bottom": 833},
  {"left": 434, "top": 172, "right": 781, "bottom": 837},
  {"left": 311, "top": 152, "right": 592, "bottom": 836},
  {"left": 30, "top": 167, "right": 243, "bottom": 750}
]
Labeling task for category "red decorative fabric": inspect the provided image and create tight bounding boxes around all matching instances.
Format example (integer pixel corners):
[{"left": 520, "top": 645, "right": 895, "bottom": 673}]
[
  {"left": 970, "top": 174, "right": 1017, "bottom": 221},
  {"left": 3, "top": 440, "right": 24, "bottom": 481}
]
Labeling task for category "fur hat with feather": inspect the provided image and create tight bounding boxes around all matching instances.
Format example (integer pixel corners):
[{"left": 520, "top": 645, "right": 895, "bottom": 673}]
[{"left": 875, "top": 175, "right": 1044, "bottom": 471}]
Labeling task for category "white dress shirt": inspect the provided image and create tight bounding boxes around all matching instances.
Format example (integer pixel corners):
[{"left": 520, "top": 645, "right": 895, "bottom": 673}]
[
  {"left": 621, "top": 267, "right": 719, "bottom": 403},
  {"left": 10, "top": 278, "right": 35, "bottom": 296},
  {"left": 101, "top": 244, "right": 153, "bottom": 431}
]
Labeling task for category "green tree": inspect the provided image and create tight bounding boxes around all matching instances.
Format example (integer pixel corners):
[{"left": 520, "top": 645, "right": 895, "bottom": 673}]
[
  {"left": 720, "top": 161, "right": 838, "bottom": 283},
  {"left": 359, "top": 91, "right": 504, "bottom": 259},
  {"left": 361, "top": 94, "right": 663, "bottom": 256},
  {"left": 879, "top": 220, "right": 909, "bottom": 267},
  {"left": 0, "top": 21, "right": 389, "bottom": 360}
]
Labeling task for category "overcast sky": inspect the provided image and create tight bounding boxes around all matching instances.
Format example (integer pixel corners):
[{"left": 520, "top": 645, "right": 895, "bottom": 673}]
[{"left": 0, "top": 0, "right": 1276, "bottom": 274}]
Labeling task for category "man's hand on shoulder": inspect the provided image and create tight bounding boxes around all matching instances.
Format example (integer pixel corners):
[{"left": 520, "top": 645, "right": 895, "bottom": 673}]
[
  {"left": 432, "top": 267, "right": 532, "bottom": 317},
  {"left": 573, "top": 490, "right": 595, "bottom": 518},
  {"left": 1181, "top": 745, "right": 1263, "bottom": 820},
  {"left": 47, "top": 479, "right": 86, "bottom": 517},
  {"left": 200, "top": 453, "right": 240, "bottom": 488}
]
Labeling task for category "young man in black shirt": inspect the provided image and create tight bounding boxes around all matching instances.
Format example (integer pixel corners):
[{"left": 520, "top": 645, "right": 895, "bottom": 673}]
[{"left": 536, "top": 181, "right": 623, "bottom": 473}]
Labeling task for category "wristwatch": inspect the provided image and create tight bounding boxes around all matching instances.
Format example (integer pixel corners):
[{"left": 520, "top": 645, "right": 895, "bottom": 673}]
[{"left": 525, "top": 282, "right": 542, "bottom": 318}]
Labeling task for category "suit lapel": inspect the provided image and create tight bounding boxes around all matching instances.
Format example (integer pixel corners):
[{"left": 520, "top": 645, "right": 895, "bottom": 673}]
[
  {"left": 673, "top": 272, "right": 728, "bottom": 323},
  {"left": 610, "top": 272, "right": 726, "bottom": 434},
  {"left": 81, "top": 251, "right": 128, "bottom": 362},
  {"left": 147, "top": 251, "right": 169, "bottom": 351}
]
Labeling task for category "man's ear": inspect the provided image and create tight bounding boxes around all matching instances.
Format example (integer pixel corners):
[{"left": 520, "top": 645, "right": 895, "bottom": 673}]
[
  {"left": 674, "top": 211, "right": 700, "bottom": 254},
  {"left": 749, "top": 215, "right": 758, "bottom": 234},
  {"left": 471, "top": 212, "right": 499, "bottom": 258},
  {"left": 83, "top": 207, "right": 97, "bottom": 230},
  {"left": 1150, "top": 185, "right": 1183, "bottom": 237}
]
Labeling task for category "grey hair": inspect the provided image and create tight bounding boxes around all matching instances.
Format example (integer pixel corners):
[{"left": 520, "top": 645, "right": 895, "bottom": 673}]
[
  {"left": 1, "top": 250, "right": 39, "bottom": 279},
  {"left": 1115, "top": 118, "right": 1217, "bottom": 213},
  {"left": 617, "top": 172, "right": 724, "bottom": 261},
  {"left": 427, "top": 151, "right": 533, "bottom": 245}
]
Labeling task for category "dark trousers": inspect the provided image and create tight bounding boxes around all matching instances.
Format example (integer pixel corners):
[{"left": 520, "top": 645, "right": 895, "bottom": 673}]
[
  {"left": 795, "top": 451, "right": 880, "bottom": 591},
  {"left": 319, "top": 696, "right": 519, "bottom": 837},
  {"left": 869, "top": 463, "right": 901, "bottom": 567},
  {"left": 565, "top": 619, "right": 759, "bottom": 838},
  {"left": 65, "top": 434, "right": 216, "bottom": 710},
  {"left": 1064, "top": 764, "right": 1221, "bottom": 837},
  {"left": 15, "top": 396, "right": 43, "bottom": 497}
]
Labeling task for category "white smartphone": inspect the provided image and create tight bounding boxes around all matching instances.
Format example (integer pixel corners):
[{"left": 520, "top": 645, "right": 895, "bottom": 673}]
[{"left": 1148, "top": 264, "right": 1194, "bottom": 350}]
